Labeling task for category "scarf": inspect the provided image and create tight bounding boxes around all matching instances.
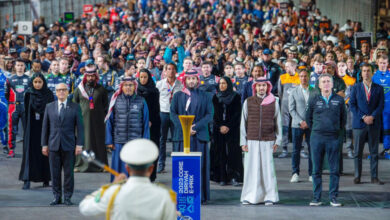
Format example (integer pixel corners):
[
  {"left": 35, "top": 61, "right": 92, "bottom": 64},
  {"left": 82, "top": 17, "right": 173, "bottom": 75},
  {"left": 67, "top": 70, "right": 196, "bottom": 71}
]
[
  {"left": 27, "top": 73, "right": 54, "bottom": 114},
  {"left": 137, "top": 69, "right": 159, "bottom": 96},
  {"left": 105, "top": 77, "right": 138, "bottom": 122},
  {"left": 216, "top": 76, "right": 236, "bottom": 105}
]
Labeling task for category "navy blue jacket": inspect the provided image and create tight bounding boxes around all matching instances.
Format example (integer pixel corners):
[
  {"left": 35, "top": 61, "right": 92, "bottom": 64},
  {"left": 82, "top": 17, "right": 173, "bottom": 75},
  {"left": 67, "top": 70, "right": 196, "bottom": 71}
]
[
  {"left": 241, "top": 80, "right": 253, "bottom": 104},
  {"left": 349, "top": 82, "right": 384, "bottom": 129},
  {"left": 170, "top": 89, "right": 213, "bottom": 142},
  {"left": 306, "top": 93, "right": 347, "bottom": 136}
]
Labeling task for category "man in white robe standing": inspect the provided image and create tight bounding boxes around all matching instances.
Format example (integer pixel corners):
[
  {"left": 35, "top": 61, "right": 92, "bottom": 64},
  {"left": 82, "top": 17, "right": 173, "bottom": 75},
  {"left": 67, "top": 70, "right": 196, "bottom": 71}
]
[{"left": 240, "top": 77, "right": 282, "bottom": 205}]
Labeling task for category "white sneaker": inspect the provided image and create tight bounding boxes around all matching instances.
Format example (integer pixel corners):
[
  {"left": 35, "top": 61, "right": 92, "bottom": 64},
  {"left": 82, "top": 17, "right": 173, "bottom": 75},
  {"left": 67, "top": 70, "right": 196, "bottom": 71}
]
[
  {"left": 290, "top": 173, "right": 299, "bottom": 183},
  {"left": 308, "top": 176, "right": 313, "bottom": 182},
  {"left": 265, "top": 201, "right": 274, "bottom": 206}
]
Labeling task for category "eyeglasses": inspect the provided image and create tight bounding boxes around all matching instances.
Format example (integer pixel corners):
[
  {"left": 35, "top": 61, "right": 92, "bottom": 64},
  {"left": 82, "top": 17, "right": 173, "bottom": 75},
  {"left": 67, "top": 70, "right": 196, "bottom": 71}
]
[{"left": 56, "top": 88, "right": 68, "bottom": 92}]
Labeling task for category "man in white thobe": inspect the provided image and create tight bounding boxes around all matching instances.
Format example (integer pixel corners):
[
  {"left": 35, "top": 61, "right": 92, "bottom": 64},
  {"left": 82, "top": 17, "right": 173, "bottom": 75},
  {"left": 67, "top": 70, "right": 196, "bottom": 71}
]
[
  {"left": 79, "top": 139, "right": 177, "bottom": 220},
  {"left": 240, "top": 77, "right": 282, "bottom": 205}
]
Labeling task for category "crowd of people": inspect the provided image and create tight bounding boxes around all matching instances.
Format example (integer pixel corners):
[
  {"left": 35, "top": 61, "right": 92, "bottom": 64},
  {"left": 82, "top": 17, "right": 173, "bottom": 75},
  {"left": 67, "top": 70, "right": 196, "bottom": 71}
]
[{"left": 0, "top": 0, "right": 389, "bottom": 213}]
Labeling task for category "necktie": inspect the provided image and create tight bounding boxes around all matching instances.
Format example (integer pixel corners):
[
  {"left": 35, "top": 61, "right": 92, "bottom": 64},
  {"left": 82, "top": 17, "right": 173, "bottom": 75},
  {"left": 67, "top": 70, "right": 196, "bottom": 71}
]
[{"left": 60, "top": 103, "right": 65, "bottom": 121}]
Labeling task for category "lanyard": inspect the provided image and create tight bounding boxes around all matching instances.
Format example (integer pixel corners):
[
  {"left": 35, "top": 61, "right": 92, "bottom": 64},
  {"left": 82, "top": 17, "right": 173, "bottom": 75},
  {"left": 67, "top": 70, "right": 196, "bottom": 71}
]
[
  {"left": 363, "top": 83, "right": 371, "bottom": 102},
  {"left": 166, "top": 80, "right": 175, "bottom": 103}
]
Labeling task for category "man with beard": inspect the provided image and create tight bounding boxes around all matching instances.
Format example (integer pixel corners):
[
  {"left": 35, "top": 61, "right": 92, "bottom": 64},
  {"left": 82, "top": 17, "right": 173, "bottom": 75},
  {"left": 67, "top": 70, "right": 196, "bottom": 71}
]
[
  {"left": 105, "top": 77, "right": 149, "bottom": 181},
  {"left": 73, "top": 65, "right": 108, "bottom": 172},
  {"left": 170, "top": 70, "right": 213, "bottom": 204},
  {"left": 240, "top": 77, "right": 282, "bottom": 205}
]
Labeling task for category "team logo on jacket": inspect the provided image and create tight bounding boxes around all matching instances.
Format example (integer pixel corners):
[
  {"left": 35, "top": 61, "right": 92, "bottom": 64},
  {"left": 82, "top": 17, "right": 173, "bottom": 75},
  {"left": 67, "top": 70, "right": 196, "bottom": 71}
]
[
  {"left": 15, "top": 85, "right": 25, "bottom": 93},
  {"left": 133, "top": 104, "right": 138, "bottom": 110}
]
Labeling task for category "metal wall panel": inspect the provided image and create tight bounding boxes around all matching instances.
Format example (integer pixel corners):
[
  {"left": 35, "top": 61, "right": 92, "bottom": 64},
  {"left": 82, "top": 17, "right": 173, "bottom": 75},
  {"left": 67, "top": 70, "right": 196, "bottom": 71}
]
[
  {"left": 316, "top": 0, "right": 375, "bottom": 32},
  {"left": 0, "top": 0, "right": 106, "bottom": 30}
]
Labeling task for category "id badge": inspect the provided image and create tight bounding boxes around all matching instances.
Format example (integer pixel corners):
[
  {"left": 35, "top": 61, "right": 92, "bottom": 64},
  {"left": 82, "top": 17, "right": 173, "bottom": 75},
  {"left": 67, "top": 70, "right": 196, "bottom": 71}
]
[
  {"left": 35, "top": 113, "right": 40, "bottom": 120},
  {"left": 89, "top": 102, "right": 95, "bottom": 110}
]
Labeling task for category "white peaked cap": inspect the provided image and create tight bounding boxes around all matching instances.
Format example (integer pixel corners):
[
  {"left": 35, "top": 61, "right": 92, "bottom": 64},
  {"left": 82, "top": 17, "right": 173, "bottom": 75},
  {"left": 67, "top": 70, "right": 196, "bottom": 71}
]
[{"left": 120, "top": 139, "right": 159, "bottom": 166}]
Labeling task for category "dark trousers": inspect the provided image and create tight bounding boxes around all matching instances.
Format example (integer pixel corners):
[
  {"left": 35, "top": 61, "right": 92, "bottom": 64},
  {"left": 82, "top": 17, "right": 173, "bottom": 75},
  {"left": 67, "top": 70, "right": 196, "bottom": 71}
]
[
  {"left": 292, "top": 128, "right": 312, "bottom": 176},
  {"left": 353, "top": 126, "right": 380, "bottom": 179},
  {"left": 158, "top": 112, "right": 174, "bottom": 169},
  {"left": 49, "top": 147, "right": 75, "bottom": 200},
  {"left": 310, "top": 132, "right": 340, "bottom": 200},
  {"left": 8, "top": 104, "right": 25, "bottom": 150}
]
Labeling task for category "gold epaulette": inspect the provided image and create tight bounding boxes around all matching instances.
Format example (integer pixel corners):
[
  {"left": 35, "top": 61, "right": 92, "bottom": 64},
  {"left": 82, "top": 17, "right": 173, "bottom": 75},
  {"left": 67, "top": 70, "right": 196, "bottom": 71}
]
[
  {"left": 94, "top": 180, "right": 126, "bottom": 203},
  {"left": 154, "top": 183, "right": 177, "bottom": 204}
]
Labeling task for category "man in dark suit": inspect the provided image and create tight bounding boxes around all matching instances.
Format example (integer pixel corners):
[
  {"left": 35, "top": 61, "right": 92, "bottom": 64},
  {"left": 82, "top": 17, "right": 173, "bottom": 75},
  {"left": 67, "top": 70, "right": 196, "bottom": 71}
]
[
  {"left": 349, "top": 63, "right": 384, "bottom": 185},
  {"left": 41, "top": 83, "right": 84, "bottom": 206}
]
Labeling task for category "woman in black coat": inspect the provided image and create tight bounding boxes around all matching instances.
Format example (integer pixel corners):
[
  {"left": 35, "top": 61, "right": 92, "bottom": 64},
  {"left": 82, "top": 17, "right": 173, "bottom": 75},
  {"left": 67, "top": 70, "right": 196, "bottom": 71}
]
[
  {"left": 19, "top": 73, "right": 54, "bottom": 189},
  {"left": 211, "top": 76, "right": 243, "bottom": 186},
  {"left": 137, "top": 68, "right": 161, "bottom": 182}
]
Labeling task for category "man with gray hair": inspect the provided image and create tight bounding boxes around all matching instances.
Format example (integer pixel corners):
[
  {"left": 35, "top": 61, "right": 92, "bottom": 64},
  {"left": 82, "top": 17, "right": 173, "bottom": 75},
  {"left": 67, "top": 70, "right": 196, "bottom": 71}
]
[{"left": 306, "top": 73, "right": 346, "bottom": 207}]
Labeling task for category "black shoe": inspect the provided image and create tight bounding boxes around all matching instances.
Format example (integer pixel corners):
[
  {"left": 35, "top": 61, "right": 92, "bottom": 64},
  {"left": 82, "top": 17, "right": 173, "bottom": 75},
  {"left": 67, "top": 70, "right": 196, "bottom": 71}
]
[
  {"left": 3, "top": 147, "right": 8, "bottom": 155},
  {"left": 50, "top": 198, "right": 62, "bottom": 206},
  {"left": 231, "top": 178, "right": 240, "bottom": 187},
  {"left": 64, "top": 198, "right": 74, "bottom": 206},
  {"left": 353, "top": 177, "right": 361, "bottom": 184},
  {"left": 219, "top": 181, "right": 226, "bottom": 186},
  {"left": 22, "top": 181, "right": 30, "bottom": 190},
  {"left": 43, "top": 181, "right": 49, "bottom": 187},
  {"left": 371, "top": 178, "right": 384, "bottom": 185}
]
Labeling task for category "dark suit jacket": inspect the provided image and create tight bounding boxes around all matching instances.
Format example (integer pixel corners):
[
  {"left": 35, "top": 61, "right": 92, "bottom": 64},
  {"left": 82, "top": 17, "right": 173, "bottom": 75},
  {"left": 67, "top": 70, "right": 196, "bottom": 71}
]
[
  {"left": 170, "top": 89, "right": 213, "bottom": 142},
  {"left": 41, "top": 100, "right": 84, "bottom": 151},
  {"left": 349, "top": 82, "right": 384, "bottom": 129}
]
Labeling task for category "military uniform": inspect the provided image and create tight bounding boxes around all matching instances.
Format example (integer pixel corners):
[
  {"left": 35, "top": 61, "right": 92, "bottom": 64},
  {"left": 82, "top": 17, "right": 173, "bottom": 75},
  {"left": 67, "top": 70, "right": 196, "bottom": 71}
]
[{"left": 79, "top": 139, "right": 177, "bottom": 220}]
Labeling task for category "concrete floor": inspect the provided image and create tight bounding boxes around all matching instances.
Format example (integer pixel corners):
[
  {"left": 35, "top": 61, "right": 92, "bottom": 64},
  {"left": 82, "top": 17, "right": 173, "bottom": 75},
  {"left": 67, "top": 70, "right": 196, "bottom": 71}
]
[{"left": 0, "top": 142, "right": 389, "bottom": 220}]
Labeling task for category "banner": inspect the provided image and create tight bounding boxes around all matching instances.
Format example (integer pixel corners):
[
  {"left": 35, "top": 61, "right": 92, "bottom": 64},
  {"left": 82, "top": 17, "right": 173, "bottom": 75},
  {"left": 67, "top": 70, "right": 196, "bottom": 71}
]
[
  {"left": 17, "top": 21, "right": 33, "bottom": 35},
  {"left": 83, "top": 4, "right": 94, "bottom": 14},
  {"left": 172, "top": 152, "right": 202, "bottom": 220},
  {"left": 354, "top": 32, "right": 373, "bottom": 50}
]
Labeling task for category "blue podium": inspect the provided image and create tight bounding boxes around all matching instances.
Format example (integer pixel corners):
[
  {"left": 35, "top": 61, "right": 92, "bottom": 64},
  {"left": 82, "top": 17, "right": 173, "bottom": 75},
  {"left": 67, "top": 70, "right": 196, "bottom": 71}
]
[{"left": 172, "top": 152, "right": 202, "bottom": 220}]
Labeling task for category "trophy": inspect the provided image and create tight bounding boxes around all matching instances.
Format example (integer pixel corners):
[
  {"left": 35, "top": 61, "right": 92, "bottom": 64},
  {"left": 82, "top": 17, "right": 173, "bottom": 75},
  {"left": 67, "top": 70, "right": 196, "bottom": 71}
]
[{"left": 179, "top": 115, "right": 195, "bottom": 154}]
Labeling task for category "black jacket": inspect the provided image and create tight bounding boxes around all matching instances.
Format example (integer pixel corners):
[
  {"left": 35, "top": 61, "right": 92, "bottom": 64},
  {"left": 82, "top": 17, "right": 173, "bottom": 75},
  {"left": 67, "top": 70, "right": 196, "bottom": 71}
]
[{"left": 306, "top": 93, "right": 347, "bottom": 136}]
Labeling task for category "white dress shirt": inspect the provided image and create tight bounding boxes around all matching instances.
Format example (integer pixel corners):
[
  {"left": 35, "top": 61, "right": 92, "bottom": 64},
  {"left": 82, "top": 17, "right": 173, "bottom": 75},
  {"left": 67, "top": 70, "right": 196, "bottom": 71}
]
[
  {"left": 156, "top": 78, "right": 183, "bottom": 113},
  {"left": 58, "top": 99, "right": 67, "bottom": 114}
]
